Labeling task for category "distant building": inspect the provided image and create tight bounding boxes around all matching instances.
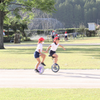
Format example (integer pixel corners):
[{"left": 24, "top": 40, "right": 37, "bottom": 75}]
[{"left": 88, "top": 23, "right": 96, "bottom": 31}]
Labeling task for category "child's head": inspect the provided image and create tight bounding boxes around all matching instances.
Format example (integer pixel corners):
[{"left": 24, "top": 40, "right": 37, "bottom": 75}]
[
  {"left": 54, "top": 37, "right": 60, "bottom": 44},
  {"left": 65, "top": 31, "right": 67, "bottom": 34},
  {"left": 52, "top": 30, "right": 54, "bottom": 32},
  {"left": 38, "top": 37, "right": 45, "bottom": 43},
  {"left": 55, "top": 34, "right": 58, "bottom": 36}
]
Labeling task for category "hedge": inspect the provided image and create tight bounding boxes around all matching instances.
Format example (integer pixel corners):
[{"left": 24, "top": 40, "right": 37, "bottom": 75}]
[{"left": 4, "top": 35, "right": 14, "bottom": 42}]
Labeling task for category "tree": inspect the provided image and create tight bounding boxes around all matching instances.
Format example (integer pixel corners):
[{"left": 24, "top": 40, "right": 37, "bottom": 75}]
[
  {"left": 0, "top": 0, "right": 55, "bottom": 49},
  {"left": 10, "top": 16, "right": 28, "bottom": 40}
]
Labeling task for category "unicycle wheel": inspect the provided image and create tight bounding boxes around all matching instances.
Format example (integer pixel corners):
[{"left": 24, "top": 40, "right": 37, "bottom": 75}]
[
  {"left": 38, "top": 64, "right": 44, "bottom": 74},
  {"left": 51, "top": 64, "right": 60, "bottom": 73}
]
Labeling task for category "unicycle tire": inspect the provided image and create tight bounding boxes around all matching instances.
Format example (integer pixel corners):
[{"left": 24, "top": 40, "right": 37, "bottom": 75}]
[
  {"left": 38, "top": 64, "right": 44, "bottom": 74},
  {"left": 51, "top": 64, "right": 60, "bottom": 73}
]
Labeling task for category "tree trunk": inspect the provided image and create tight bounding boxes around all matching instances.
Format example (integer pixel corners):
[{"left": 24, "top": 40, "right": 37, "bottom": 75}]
[
  {"left": 14, "top": 33, "right": 20, "bottom": 43},
  {"left": 0, "top": 10, "right": 4, "bottom": 49},
  {"left": 21, "top": 31, "right": 27, "bottom": 40}
]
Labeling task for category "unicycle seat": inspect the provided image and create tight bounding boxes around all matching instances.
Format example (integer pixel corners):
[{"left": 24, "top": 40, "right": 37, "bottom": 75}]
[
  {"left": 48, "top": 55, "right": 55, "bottom": 58},
  {"left": 48, "top": 55, "right": 52, "bottom": 57}
]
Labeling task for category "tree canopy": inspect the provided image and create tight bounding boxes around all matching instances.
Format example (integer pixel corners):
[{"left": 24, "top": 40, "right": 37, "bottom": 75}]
[
  {"left": 52, "top": 0, "right": 100, "bottom": 28},
  {"left": 0, "top": 0, "right": 55, "bottom": 49}
]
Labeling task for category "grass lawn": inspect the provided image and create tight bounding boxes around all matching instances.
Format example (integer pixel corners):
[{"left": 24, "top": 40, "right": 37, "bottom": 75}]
[
  {"left": 0, "top": 45, "right": 100, "bottom": 69},
  {"left": 1, "top": 37, "right": 100, "bottom": 99},
  {"left": 0, "top": 88, "right": 100, "bottom": 100}
]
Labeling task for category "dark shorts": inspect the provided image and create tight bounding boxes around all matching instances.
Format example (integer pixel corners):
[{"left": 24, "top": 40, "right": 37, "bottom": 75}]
[
  {"left": 52, "top": 35, "right": 54, "bottom": 39},
  {"left": 49, "top": 50, "right": 56, "bottom": 57},
  {"left": 34, "top": 51, "right": 40, "bottom": 58},
  {"left": 65, "top": 36, "right": 67, "bottom": 38}
]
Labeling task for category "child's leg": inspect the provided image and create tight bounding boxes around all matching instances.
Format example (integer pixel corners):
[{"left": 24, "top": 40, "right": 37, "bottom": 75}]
[
  {"left": 35, "top": 58, "right": 41, "bottom": 69},
  {"left": 40, "top": 53, "right": 46, "bottom": 63},
  {"left": 52, "top": 53, "right": 58, "bottom": 64}
]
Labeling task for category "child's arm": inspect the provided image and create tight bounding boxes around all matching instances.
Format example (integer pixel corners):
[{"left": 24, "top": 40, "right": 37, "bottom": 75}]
[
  {"left": 42, "top": 50, "right": 47, "bottom": 53},
  {"left": 39, "top": 49, "right": 42, "bottom": 54},
  {"left": 46, "top": 45, "right": 51, "bottom": 52},
  {"left": 59, "top": 45, "right": 66, "bottom": 50},
  {"left": 39, "top": 49, "right": 47, "bottom": 53}
]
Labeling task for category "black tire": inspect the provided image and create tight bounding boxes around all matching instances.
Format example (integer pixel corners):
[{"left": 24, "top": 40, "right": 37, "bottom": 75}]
[{"left": 51, "top": 64, "right": 60, "bottom": 73}]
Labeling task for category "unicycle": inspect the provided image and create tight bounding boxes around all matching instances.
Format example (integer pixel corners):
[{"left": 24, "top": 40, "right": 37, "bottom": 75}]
[
  {"left": 51, "top": 63, "right": 60, "bottom": 73},
  {"left": 49, "top": 55, "right": 60, "bottom": 73},
  {"left": 37, "top": 64, "right": 44, "bottom": 74}
]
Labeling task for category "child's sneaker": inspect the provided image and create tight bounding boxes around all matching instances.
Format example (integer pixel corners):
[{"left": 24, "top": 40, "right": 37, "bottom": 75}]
[
  {"left": 35, "top": 69, "right": 39, "bottom": 73},
  {"left": 41, "top": 62, "right": 46, "bottom": 66}
]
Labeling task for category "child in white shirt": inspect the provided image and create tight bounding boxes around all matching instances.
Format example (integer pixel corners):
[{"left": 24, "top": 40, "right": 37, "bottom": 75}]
[
  {"left": 34, "top": 37, "right": 46, "bottom": 72},
  {"left": 51, "top": 30, "right": 55, "bottom": 40},
  {"left": 64, "top": 31, "right": 68, "bottom": 41},
  {"left": 46, "top": 37, "right": 66, "bottom": 65}
]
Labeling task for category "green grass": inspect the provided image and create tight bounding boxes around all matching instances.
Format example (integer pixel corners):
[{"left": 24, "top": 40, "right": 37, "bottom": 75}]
[
  {"left": 1, "top": 37, "right": 100, "bottom": 69},
  {"left": 1, "top": 37, "right": 100, "bottom": 99},
  {"left": 0, "top": 45, "right": 100, "bottom": 69},
  {"left": 0, "top": 88, "right": 100, "bottom": 100}
]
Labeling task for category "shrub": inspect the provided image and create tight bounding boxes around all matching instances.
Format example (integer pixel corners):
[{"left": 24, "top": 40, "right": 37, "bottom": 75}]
[
  {"left": 21, "top": 37, "right": 31, "bottom": 41},
  {"left": 86, "top": 30, "right": 97, "bottom": 37},
  {"left": 4, "top": 35, "right": 14, "bottom": 42}
]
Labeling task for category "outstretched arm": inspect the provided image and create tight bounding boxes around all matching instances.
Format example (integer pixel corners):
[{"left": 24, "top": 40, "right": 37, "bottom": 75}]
[
  {"left": 46, "top": 45, "right": 51, "bottom": 52},
  {"left": 59, "top": 45, "right": 66, "bottom": 50},
  {"left": 42, "top": 50, "right": 47, "bottom": 53}
]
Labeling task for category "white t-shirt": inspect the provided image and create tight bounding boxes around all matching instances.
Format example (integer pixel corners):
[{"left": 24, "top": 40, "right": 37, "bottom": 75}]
[
  {"left": 52, "top": 32, "right": 55, "bottom": 35},
  {"left": 65, "top": 33, "right": 68, "bottom": 36},
  {"left": 35, "top": 43, "right": 43, "bottom": 52},
  {"left": 50, "top": 43, "right": 59, "bottom": 51},
  {"left": 3, "top": 32, "right": 5, "bottom": 36}
]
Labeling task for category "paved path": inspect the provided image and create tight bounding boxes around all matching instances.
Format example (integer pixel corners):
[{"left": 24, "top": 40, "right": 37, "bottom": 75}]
[
  {"left": 0, "top": 69, "right": 100, "bottom": 88},
  {"left": 4, "top": 43, "right": 100, "bottom": 47}
]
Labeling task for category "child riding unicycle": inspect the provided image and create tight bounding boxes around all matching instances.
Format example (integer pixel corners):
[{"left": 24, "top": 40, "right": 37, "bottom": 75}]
[
  {"left": 46, "top": 37, "right": 66, "bottom": 72},
  {"left": 34, "top": 37, "right": 47, "bottom": 74}
]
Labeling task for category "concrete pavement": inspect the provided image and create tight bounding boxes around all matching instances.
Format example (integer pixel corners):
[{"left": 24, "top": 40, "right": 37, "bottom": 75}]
[{"left": 0, "top": 69, "right": 100, "bottom": 88}]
